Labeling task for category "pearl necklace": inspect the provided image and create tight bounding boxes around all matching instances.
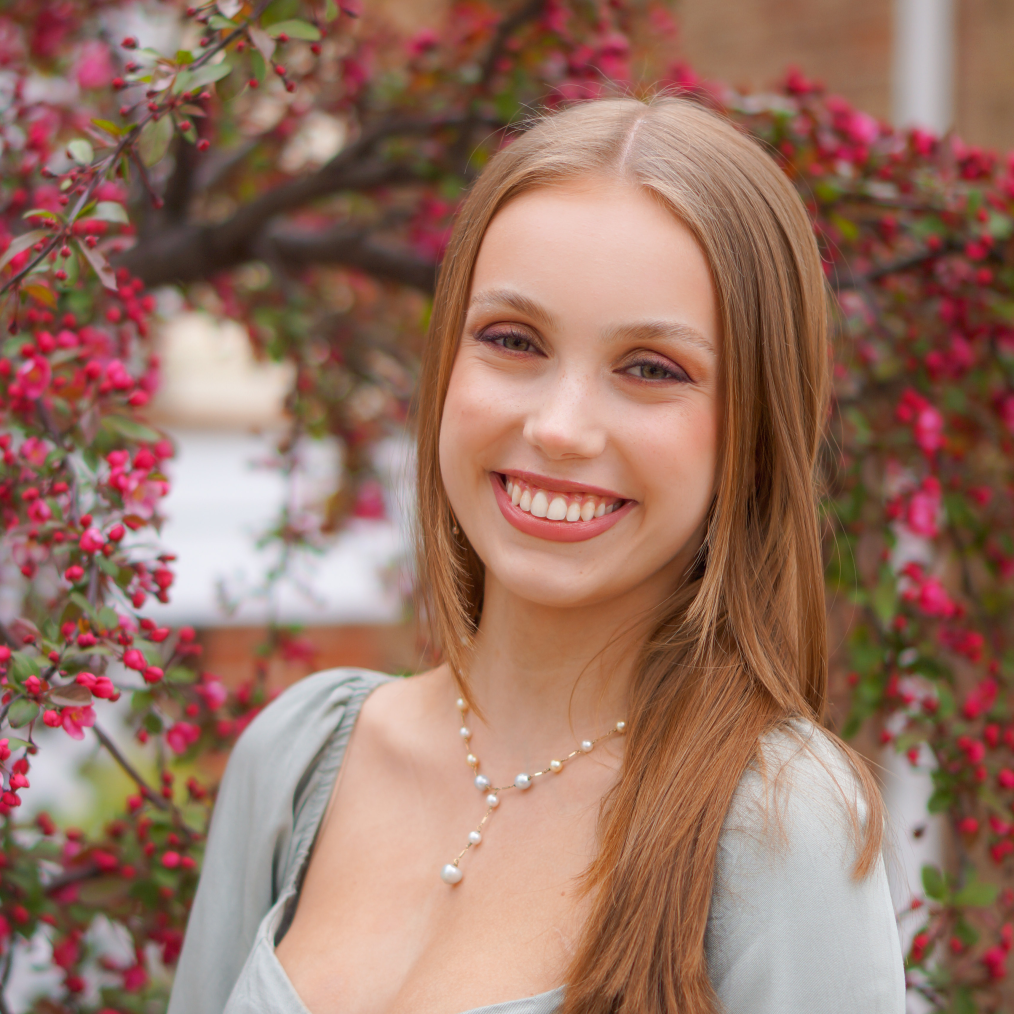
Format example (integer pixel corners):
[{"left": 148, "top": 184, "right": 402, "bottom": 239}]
[{"left": 440, "top": 696, "right": 627, "bottom": 885}]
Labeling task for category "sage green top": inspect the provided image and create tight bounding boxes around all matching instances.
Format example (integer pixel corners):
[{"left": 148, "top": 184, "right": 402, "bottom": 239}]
[{"left": 167, "top": 668, "right": 906, "bottom": 1014}]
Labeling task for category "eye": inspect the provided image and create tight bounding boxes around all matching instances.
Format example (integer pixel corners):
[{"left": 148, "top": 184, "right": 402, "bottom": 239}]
[
  {"left": 621, "top": 358, "right": 690, "bottom": 383},
  {"left": 477, "top": 326, "right": 539, "bottom": 355}
]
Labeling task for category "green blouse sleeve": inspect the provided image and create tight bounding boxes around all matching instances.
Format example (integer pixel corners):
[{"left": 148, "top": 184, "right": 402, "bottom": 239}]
[{"left": 167, "top": 667, "right": 389, "bottom": 1014}]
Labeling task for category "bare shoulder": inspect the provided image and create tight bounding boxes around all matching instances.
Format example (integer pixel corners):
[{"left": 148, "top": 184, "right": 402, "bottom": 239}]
[{"left": 342, "top": 663, "right": 457, "bottom": 767}]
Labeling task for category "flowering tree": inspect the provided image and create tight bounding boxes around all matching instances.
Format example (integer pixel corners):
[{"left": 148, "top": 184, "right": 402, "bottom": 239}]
[{"left": 0, "top": 0, "right": 1013, "bottom": 1010}]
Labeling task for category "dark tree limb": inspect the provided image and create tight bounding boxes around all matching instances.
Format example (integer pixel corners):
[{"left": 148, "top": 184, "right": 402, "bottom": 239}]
[
  {"left": 117, "top": 114, "right": 463, "bottom": 288},
  {"left": 92, "top": 723, "right": 168, "bottom": 812},
  {"left": 268, "top": 225, "right": 437, "bottom": 292}
]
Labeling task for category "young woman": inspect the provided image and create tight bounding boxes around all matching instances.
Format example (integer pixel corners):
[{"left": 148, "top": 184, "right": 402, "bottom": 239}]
[{"left": 169, "top": 97, "right": 905, "bottom": 1014}]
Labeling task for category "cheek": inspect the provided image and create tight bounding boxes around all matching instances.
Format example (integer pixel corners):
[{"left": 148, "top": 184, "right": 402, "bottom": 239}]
[
  {"left": 632, "top": 401, "right": 719, "bottom": 520},
  {"left": 438, "top": 359, "right": 505, "bottom": 496}
]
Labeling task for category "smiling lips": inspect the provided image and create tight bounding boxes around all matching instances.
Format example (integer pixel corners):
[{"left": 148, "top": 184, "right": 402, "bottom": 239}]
[
  {"left": 506, "top": 475, "right": 623, "bottom": 521},
  {"left": 490, "top": 472, "right": 633, "bottom": 543}
]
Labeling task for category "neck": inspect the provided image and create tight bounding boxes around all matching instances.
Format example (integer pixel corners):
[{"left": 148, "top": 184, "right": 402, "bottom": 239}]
[{"left": 459, "top": 573, "right": 663, "bottom": 762}]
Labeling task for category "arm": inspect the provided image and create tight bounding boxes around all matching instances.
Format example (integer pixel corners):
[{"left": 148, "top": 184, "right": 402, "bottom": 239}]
[
  {"left": 705, "top": 727, "right": 906, "bottom": 1014},
  {"left": 167, "top": 668, "right": 382, "bottom": 1014}
]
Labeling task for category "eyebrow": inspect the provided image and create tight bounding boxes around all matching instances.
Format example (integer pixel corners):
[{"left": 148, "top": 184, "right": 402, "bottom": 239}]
[
  {"left": 468, "top": 288, "right": 559, "bottom": 331},
  {"left": 602, "top": 320, "right": 716, "bottom": 355},
  {"left": 468, "top": 288, "right": 715, "bottom": 355}
]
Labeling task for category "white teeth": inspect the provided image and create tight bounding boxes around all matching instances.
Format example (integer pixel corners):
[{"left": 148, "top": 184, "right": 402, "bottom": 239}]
[
  {"left": 547, "top": 496, "right": 568, "bottom": 520},
  {"left": 503, "top": 476, "right": 623, "bottom": 522}
]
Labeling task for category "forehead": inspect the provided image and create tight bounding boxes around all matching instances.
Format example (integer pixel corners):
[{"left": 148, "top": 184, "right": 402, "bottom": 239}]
[{"left": 469, "top": 183, "right": 718, "bottom": 340}]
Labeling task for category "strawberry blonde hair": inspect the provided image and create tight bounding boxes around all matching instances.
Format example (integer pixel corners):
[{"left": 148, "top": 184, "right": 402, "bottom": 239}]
[{"left": 415, "top": 96, "right": 883, "bottom": 1014}]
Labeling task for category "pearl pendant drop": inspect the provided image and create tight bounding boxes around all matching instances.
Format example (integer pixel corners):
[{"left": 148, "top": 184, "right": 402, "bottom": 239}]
[
  {"left": 442, "top": 696, "right": 626, "bottom": 885},
  {"left": 440, "top": 863, "right": 463, "bottom": 885}
]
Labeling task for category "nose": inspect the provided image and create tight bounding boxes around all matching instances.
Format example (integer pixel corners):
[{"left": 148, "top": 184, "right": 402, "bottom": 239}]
[{"left": 522, "top": 369, "right": 607, "bottom": 461}]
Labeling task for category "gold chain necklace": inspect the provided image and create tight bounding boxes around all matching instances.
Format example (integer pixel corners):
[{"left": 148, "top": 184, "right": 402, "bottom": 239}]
[{"left": 440, "top": 696, "right": 627, "bottom": 885}]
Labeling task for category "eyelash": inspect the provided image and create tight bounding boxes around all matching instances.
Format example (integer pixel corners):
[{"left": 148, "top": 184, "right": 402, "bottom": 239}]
[{"left": 475, "top": 326, "right": 692, "bottom": 384}]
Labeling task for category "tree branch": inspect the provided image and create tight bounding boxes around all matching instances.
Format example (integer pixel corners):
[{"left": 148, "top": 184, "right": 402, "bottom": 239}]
[
  {"left": 91, "top": 723, "right": 168, "bottom": 812},
  {"left": 268, "top": 225, "right": 437, "bottom": 292},
  {"left": 118, "top": 143, "right": 430, "bottom": 287}
]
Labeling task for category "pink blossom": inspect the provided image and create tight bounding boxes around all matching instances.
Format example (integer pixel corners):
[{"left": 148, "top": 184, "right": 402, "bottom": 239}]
[
  {"left": 120, "top": 472, "right": 169, "bottom": 519},
  {"left": 29, "top": 183, "right": 63, "bottom": 213},
  {"left": 61, "top": 706, "right": 96, "bottom": 741},
  {"left": 906, "top": 477, "right": 941, "bottom": 538},
  {"left": 79, "top": 528, "right": 104, "bottom": 553},
  {"left": 122, "top": 963, "right": 148, "bottom": 992},
  {"left": 983, "top": 945, "right": 1007, "bottom": 981},
  {"left": 27, "top": 499, "right": 51, "bottom": 523},
  {"left": 352, "top": 479, "right": 386, "bottom": 519},
  {"left": 74, "top": 40, "right": 114, "bottom": 89},
  {"left": 406, "top": 28, "right": 439, "bottom": 56},
  {"left": 845, "top": 109, "right": 880, "bottom": 145},
  {"left": 914, "top": 405, "right": 944, "bottom": 453},
  {"left": 16, "top": 356, "right": 51, "bottom": 399},
  {"left": 94, "top": 181, "right": 128, "bottom": 204},
  {"left": 122, "top": 648, "right": 146, "bottom": 671},
  {"left": 197, "top": 679, "right": 228, "bottom": 710},
  {"left": 166, "top": 721, "right": 200, "bottom": 754},
  {"left": 20, "top": 436, "right": 52, "bottom": 467}
]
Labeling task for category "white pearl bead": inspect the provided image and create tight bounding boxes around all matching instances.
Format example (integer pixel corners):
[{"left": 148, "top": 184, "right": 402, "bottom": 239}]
[
  {"left": 475, "top": 774, "right": 490, "bottom": 791},
  {"left": 468, "top": 831, "right": 482, "bottom": 845},
  {"left": 615, "top": 720, "right": 626, "bottom": 733},
  {"left": 440, "top": 863, "right": 463, "bottom": 885},
  {"left": 550, "top": 759, "right": 563, "bottom": 772},
  {"left": 456, "top": 697, "right": 467, "bottom": 711},
  {"left": 581, "top": 740, "right": 594, "bottom": 753},
  {"left": 486, "top": 793, "right": 499, "bottom": 808},
  {"left": 514, "top": 773, "right": 531, "bottom": 790},
  {"left": 466, "top": 753, "right": 477, "bottom": 766},
  {"left": 459, "top": 726, "right": 471, "bottom": 739}
]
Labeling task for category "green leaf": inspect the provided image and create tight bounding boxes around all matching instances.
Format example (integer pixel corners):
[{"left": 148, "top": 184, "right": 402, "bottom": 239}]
[
  {"left": 183, "top": 61, "right": 233, "bottom": 92},
  {"left": 208, "top": 14, "right": 238, "bottom": 29},
  {"left": 950, "top": 986, "right": 977, "bottom": 1014},
  {"left": 67, "top": 139, "right": 94, "bottom": 165},
  {"left": 143, "top": 712, "right": 163, "bottom": 734},
  {"left": 952, "top": 879, "right": 999, "bottom": 908},
  {"left": 137, "top": 115, "right": 174, "bottom": 167},
  {"left": 921, "top": 864, "right": 947, "bottom": 901},
  {"left": 0, "top": 229, "right": 48, "bottom": 273},
  {"left": 176, "top": 49, "right": 194, "bottom": 64},
  {"left": 97, "top": 555, "right": 120, "bottom": 577},
  {"left": 70, "top": 592, "right": 99, "bottom": 622},
  {"left": 92, "top": 201, "right": 130, "bottom": 224},
  {"left": 324, "top": 0, "right": 338, "bottom": 20},
  {"left": 91, "top": 118, "right": 124, "bottom": 137},
  {"left": 11, "top": 652, "right": 39, "bottom": 683},
  {"left": 8, "top": 698, "right": 40, "bottom": 728},
  {"left": 266, "top": 18, "right": 321, "bottom": 40},
  {"left": 165, "top": 666, "right": 196, "bottom": 685},
  {"left": 23, "top": 208, "right": 61, "bottom": 224},
  {"left": 1, "top": 737, "right": 31, "bottom": 750},
  {"left": 100, "top": 415, "right": 161, "bottom": 443},
  {"left": 77, "top": 240, "right": 117, "bottom": 291},
  {"left": 98, "top": 607, "right": 119, "bottom": 632},
  {"left": 250, "top": 49, "right": 266, "bottom": 83}
]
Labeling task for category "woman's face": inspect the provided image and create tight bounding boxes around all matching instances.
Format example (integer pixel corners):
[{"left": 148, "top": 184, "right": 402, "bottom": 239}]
[{"left": 439, "top": 180, "right": 721, "bottom": 611}]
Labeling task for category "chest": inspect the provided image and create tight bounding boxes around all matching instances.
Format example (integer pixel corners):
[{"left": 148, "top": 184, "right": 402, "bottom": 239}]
[{"left": 273, "top": 727, "right": 614, "bottom": 1014}]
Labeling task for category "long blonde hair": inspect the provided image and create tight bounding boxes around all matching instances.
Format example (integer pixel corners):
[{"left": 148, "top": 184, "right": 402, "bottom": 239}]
[{"left": 415, "top": 96, "right": 883, "bottom": 1014}]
